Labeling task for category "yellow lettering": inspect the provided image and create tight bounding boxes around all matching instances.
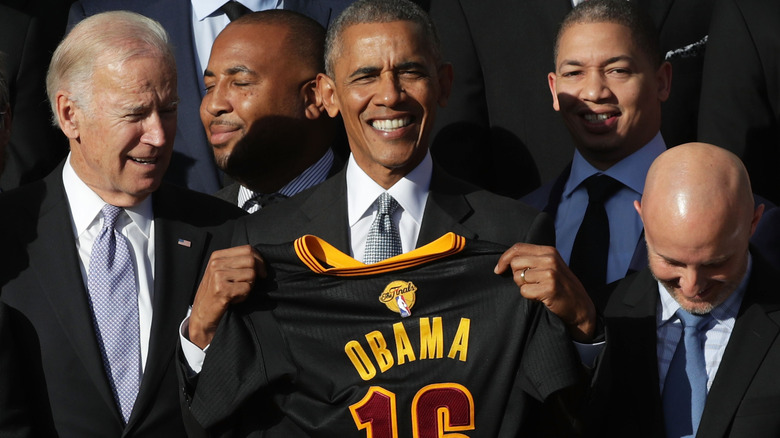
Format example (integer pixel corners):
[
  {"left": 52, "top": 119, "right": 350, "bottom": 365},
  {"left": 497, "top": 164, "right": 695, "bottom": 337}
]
[
  {"left": 420, "top": 317, "right": 443, "bottom": 359},
  {"left": 345, "top": 340, "right": 377, "bottom": 381},
  {"left": 447, "top": 318, "right": 470, "bottom": 361},
  {"left": 366, "top": 331, "right": 394, "bottom": 373},
  {"left": 393, "top": 322, "right": 416, "bottom": 365}
]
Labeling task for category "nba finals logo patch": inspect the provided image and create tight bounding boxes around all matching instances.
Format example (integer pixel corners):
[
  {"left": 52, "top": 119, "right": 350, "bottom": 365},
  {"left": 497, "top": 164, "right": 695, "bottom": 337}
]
[{"left": 379, "top": 280, "right": 417, "bottom": 318}]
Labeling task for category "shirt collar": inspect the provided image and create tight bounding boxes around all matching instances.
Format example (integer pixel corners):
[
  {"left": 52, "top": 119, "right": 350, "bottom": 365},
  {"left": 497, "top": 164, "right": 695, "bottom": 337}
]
[
  {"left": 62, "top": 154, "right": 153, "bottom": 239},
  {"left": 657, "top": 252, "right": 752, "bottom": 328},
  {"left": 237, "top": 148, "right": 335, "bottom": 205},
  {"left": 192, "top": 0, "right": 280, "bottom": 21},
  {"left": 347, "top": 151, "right": 432, "bottom": 227},
  {"left": 564, "top": 132, "right": 666, "bottom": 199}
]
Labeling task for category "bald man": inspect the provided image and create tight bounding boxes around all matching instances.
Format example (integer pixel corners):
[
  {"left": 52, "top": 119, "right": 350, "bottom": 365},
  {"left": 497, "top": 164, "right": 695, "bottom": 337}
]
[{"left": 586, "top": 143, "right": 780, "bottom": 436}]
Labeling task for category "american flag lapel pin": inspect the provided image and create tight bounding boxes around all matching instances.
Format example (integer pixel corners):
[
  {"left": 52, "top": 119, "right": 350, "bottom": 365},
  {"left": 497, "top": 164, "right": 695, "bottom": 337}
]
[{"left": 178, "top": 238, "right": 192, "bottom": 248}]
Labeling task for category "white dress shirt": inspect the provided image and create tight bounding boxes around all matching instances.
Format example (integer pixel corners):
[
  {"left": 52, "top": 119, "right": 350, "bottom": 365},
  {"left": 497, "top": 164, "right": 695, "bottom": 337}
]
[
  {"left": 62, "top": 154, "right": 155, "bottom": 371},
  {"left": 191, "top": 0, "right": 283, "bottom": 87},
  {"left": 180, "top": 151, "right": 434, "bottom": 372},
  {"left": 347, "top": 152, "right": 432, "bottom": 262}
]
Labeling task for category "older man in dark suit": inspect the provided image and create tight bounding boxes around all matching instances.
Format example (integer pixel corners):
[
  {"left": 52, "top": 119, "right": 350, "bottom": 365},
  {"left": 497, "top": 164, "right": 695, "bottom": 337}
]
[
  {"left": 587, "top": 143, "right": 780, "bottom": 437},
  {"left": 0, "top": 12, "right": 243, "bottom": 436}
]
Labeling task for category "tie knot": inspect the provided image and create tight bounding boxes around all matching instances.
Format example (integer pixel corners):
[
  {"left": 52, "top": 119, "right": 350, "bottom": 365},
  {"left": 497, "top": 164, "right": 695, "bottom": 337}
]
[
  {"left": 676, "top": 309, "right": 712, "bottom": 332},
  {"left": 221, "top": 1, "right": 252, "bottom": 21},
  {"left": 101, "top": 204, "right": 123, "bottom": 230},
  {"left": 244, "top": 192, "right": 288, "bottom": 211},
  {"left": 376, "top": 192, "right": 400, "bottom": 216},
  {"left": 584, "top": 174, "right": 622, "bottom": 204}
]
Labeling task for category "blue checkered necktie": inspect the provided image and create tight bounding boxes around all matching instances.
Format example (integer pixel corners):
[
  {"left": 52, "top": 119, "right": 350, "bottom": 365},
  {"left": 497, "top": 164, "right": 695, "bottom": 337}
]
[
  {"left": 364, "top": 192, "right": 402, "bottom": 264},
  {"left": 87, "top": 204, "right": 141, "bottom": 424},
  {"left": 663, "top": 309, "right": 713, "bottom": 438}
]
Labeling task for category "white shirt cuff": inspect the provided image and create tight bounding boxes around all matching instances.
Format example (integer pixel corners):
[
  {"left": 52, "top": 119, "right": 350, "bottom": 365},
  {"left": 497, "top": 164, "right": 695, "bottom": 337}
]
[
  {"left": 179, "top": 313, "right": 209, "bottom": 375},
  {"left": 573, "top": 340, "right": 604, "bottom": 369}
]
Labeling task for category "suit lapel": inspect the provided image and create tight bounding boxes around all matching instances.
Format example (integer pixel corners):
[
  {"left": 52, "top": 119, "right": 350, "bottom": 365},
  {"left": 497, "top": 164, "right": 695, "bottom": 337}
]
[
  {"left": 698, "top": 255, "right": 780, "bottom": 436},
  {"left": 296, "top": 170, "right": 351, "bottom": 251},
  {"left": 126, "top": 189, "right": 209, "bottom": 430},
  {"left": 417, "top": 166, "right": 476, "bottom": 247},
  {"left": 603, "top": 269, "right": 666, "bottom": 435},
  {"left": 542, "top": 162, "right": 571, "bottom": 217},
  {"left": 32, "top": 173, "right": 122, "bottom": 423}
]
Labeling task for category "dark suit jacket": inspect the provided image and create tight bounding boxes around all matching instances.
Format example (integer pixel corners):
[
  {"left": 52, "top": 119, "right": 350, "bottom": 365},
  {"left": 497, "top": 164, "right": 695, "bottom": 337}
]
[
  {"left": 66, "top": 0, "right": 352, "bottom": 194},
  {"left": 233, "top": 165, "right": 555, "bottom": 250},
  {"left": 0, "top": 4, "right": 68, "bottom": 190},
  {"left": 697, "top": 0, "right": 780, "bottom": 204},
  {"left": 0, "top": 163, "right": 244, "bottom": 437},
  {"left": 588, "top": 254, "right": 780, "bottom": 437},
  {"left": 427, "top": 0, "right": 714, "bottom": 198},
  {"left": 751, "top": 206, "right": 780, "bottom": 271},
  {"left": 180, "top": 165, "right": 565, "bottom": 436}
]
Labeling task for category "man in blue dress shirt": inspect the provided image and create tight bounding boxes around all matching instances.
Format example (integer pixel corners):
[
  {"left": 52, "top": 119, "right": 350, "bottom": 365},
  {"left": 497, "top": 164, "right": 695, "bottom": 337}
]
[{"left": 522, "top": 0, "right": 671, "bottom": 300}]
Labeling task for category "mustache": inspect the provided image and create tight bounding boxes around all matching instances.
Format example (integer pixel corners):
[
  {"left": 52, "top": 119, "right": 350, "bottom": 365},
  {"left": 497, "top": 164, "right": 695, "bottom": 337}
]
[{"left": 209, "top": 119, "right": 242, "bottom": 129}]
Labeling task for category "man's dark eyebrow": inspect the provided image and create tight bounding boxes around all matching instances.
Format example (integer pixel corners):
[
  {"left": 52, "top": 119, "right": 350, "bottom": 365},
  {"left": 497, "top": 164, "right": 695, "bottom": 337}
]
[
  {"left": 203, "top": 65, "right": 256, "bottom": 78},
  {"left": 348, "top": 61, "right": 429, "bottom": 80},
  {"left": 558, "top": 55, "right": 633, "bottom": 69},
  {"left": 557, "top": 59, "right": 583, "bottom": 70},
  {"left": 348, "top": 66, "right": 381, "bottom": 79},
  {"left": 603, "top": 55, "right": 633, "bottom": 66},
  {"left": 225, "top": 65, "right": 256, "bottom": 76},
  {"left": 396, "top": 61, "right": 427, "bottom": 71}
]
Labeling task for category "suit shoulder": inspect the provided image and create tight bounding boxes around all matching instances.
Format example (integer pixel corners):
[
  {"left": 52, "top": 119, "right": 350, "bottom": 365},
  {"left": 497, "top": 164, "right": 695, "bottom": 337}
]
[
  {"left": 602, "top": 268, "right": 656, "bottom": 316},
  {"left": 454, "top": 179, "right": 547, "bottom": 224},
  {"left": 153, "top": 184, "right": 246, "bottom": 226},
  {"left": 213, "top": 183, "right": 240, "bottom": 204},
  {"left": 0, "top": 179, "right": 49, "bottom": 224}
]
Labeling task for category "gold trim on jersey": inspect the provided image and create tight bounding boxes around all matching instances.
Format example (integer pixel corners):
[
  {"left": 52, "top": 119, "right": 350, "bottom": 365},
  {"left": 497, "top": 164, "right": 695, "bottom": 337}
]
[{"left": 293, "top": 232, "right": 466, "bottom": 276}]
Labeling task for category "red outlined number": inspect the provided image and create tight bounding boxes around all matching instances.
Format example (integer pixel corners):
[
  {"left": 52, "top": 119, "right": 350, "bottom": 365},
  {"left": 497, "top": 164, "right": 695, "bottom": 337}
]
[
  {"left": 413, "top": 383, "right": 474, "bottom": 438},
  {"left": 350, "top": 387, "right": 399, "bottom": 438},
  {"left": 350, "top": 383, "right": 475, "bottom": 438}
]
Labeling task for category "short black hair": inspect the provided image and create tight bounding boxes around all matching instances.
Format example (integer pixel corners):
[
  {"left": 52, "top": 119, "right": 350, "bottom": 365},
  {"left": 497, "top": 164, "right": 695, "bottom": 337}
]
[
  {"left": 554, "top": 0, "right": 663, "bottom": 68},
  {"left": 324, "top": 0, "right": 441, "bottom": 77},
  {"left": 233, "top": 10, "right": 326, "bottom": 72}
]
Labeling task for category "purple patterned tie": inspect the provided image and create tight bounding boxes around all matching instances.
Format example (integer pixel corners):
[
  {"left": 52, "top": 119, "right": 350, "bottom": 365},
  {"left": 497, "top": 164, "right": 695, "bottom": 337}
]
[
  {"left": 87, "top": 204, "right": 141, "bottom": 424},
  {"left": 364, "top": 192, "right": 402, "bottom": 264}
]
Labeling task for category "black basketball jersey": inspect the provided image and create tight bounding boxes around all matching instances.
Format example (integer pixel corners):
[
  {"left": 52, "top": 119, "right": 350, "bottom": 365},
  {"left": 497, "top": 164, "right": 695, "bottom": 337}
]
[{"left": 191, "top": 233, "right": 581, "bottom": 437}]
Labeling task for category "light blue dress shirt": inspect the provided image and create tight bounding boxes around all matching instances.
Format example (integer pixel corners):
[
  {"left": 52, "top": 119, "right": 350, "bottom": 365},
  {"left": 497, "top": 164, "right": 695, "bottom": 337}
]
[
  {"left": 556, "top": 133, "right": 666, "bottom": 284},
  {"left": 656, "top": 255, "right": 750, "bottom": 393}
]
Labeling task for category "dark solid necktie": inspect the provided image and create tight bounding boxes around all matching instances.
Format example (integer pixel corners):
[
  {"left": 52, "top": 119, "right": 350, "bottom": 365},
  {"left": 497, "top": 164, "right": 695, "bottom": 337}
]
[
  {"left": 87, "top": 204, "right": 141, "bottom": 423},
  {"left": 221, "top": 1, "right": 252, "bottom": 21},
  {"left": 364, "top": 192, "right": 402, "bottom": 264},
  {"left": 242, "top": 192, "right": 289, "bottom": 213},
  {"left": 568, "top": 174, "right": 623, "bottom": 293},
  {"left": 663, "top": 309, "right": 712, "bottom": 438}
]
